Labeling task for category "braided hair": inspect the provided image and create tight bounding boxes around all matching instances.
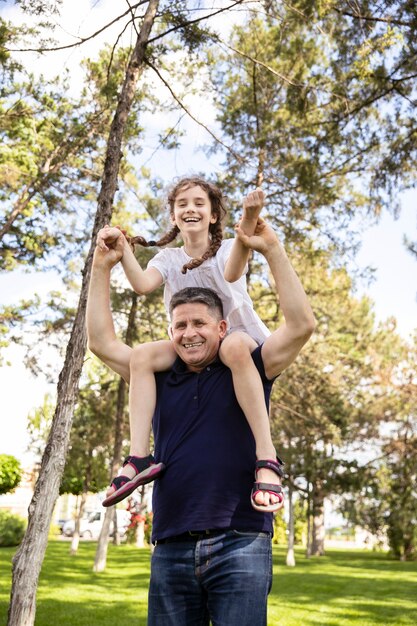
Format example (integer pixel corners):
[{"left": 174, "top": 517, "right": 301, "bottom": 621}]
[{"left": 130, "top": 176, "right": 227, "bottom": 274}]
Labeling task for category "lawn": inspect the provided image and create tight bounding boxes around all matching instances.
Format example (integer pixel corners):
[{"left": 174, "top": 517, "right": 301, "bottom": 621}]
[{"left": 1, "top": 541, "right": 416, "bottom": 625}]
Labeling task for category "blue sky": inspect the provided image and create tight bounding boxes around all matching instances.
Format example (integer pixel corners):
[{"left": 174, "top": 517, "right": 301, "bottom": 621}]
[{"left": 355, "top": 188, "right": 416, "bottom": 339}]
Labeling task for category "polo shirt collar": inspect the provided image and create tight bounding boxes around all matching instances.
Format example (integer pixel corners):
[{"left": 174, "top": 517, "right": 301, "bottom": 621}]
[{"left": 172, "top": 355, "right": 222, "bottom": 375}]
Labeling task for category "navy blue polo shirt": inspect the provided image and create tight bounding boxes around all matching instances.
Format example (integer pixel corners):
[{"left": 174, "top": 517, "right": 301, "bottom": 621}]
[{"left": 151, "top": 345, "right": 276, "bottom": 542}]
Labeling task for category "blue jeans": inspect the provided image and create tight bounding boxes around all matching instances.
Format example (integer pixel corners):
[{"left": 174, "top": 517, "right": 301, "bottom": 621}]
[{"left": 147, "top": 530, "right": 272, "bottom": 626}]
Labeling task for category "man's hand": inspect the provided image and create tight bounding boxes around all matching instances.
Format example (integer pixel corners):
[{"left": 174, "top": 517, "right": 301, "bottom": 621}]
[
  {"left": 96, "top": 225, "right": 126, "bottom": 252},
  {"left": 234, "top": 217, "right": 279, "bottom": 256},
  {"left": 94, "top": 225, "right": 125, "bottom": 268}
]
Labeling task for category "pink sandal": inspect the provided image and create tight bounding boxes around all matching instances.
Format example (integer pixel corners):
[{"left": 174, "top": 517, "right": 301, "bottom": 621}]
[
  {"left": 102, "top": 454, "right": 165, "bottom": 507},
  {"left": 251, "top": 458, "right": 284, "bottom": 513}
]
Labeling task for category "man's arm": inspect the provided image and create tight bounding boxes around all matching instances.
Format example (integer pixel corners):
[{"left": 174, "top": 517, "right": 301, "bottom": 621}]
[
  {"left": 235, "top": 218, "right": 316, "bottom": 380},
  {"left": 86, "top": 240, "right": 133, "bottom": 383}
]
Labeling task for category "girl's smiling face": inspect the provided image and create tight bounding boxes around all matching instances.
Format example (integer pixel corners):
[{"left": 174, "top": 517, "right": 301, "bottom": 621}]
[{"left": 171, "top": 185, "right": 218, "bottom": 235}]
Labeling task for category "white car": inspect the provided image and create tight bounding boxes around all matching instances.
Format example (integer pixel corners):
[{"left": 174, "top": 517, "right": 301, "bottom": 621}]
[{"left": 62, "top": 509, "right": 131, "bottom": 539}]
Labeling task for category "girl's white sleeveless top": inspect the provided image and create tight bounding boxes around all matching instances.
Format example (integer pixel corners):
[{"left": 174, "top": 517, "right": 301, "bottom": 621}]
[{"left": 148, "top": 238, "right": 270, "bottom": 345}]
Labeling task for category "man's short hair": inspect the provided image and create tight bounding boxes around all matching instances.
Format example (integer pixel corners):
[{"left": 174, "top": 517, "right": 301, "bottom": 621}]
[{"left": 169, "top": 287, "right": 224, "bottom": 320}]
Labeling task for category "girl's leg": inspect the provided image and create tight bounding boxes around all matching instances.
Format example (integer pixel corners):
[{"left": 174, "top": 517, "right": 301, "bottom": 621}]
[
  {"left": 106, "top": 340, "right": 176, "bottom": 496},
  {"left": 219, "top": 333, "right": 281, "bottom": 510},
  {"left": 129, "top": 339, "right": 177, "bottom": 456}
]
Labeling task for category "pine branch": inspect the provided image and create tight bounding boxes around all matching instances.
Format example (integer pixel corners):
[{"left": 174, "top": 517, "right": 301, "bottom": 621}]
[
  {"left": 145, "top": 58, "right": 244, "bottom": 163},
  {"left": 5, "top": 1, "right": 149, "bottom": 53}
]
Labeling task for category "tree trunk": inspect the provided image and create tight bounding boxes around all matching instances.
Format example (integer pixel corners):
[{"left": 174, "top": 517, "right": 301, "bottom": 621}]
[
  {"left": 286, "top": 482, "right": 296, "bottom": 567},
  {"left": 93, "top": 376, "right": 127, "bottom": 571},
  {"left": 310, "top": 481, "right": 325, "bottom": 556},
  {"left": 402, "top": 535, "right": 414, "bottom": 561},
  {"left": 7, "top": 4, "right": 160, "bottom": 625},
  {"left": 135, "top": 487, "right": 147, "bottom": 547},
  {"left": 136, "top": 519, "right": 146, "bottom": 548},
  {"left": 305, "top": 482, "right": 312, "bottom": 558},
  {"left": 93, "top": 293, "right": 138, "bottom": 571},
  {"left": 70, "top": 492, "right": 87, "bottom": 556},
  {"left": 93, "top": 507, "right": 114, "bottom": 572},
  {"left": 112, "top": 505, "right": 122, "bottom": 547}
]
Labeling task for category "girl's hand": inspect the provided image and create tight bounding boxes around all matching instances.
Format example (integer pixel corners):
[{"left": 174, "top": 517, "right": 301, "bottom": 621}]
[
  {"left": 96, "top": 225, "right": 126, "bottom": 252},
  {"left": 242, "top": 187, "right": 265, "bottom": 223}
]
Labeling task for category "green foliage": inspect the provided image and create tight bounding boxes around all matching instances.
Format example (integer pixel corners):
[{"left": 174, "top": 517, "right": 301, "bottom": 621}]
[
  {"left": 338, "top": 333, "right": 417, "bottom": 560},
  {"left": 250, "top": 242, "right": 411, "bottom": 555},
  {"left": 27, "top": 393, "right": 55, "bottom": 459},
  {"left": 0, "top": 454, "right": 22, "bottom": 495},
  {"left": 15, "top": 1, "right": 63, "bottom": 16},
  {"left": 273, "top": 498, "right": 307, "bottom": 545},
  {"left": 0, "top": 297, "right": 40, "bottom": 365},
  {"left": 385, "top": 428, "right": 417, "bottom": 560},
  {"left": 60, "top": 368, "right": 119, "bottom": 496},
  {"left": 158, "top": 4, "right": 213, "bottom": 53},
  {"left": 208, "top": 3, "right": 417, "bottom": 257},
  {"left": 0, "top": 509, "right": 26, "bottom": 546},
  {"left": 272, "top": 509, "right": 287, "bottom": 544}
]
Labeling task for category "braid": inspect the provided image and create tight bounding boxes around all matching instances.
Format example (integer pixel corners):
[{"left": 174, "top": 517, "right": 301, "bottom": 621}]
[
  {"left": 130, "top": 225, "right": 180, "bottom": 249},
  {"left": 181, "top": 220, "right": 224, "bottom": 274}
]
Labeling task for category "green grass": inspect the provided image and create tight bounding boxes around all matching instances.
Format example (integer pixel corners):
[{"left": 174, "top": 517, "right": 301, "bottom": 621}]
[
  {"left": 268, "top": 548, "right": 417, "bottom": 625},
  {"left": 1, "top": 541, "right": 416, "bottom": 625}
]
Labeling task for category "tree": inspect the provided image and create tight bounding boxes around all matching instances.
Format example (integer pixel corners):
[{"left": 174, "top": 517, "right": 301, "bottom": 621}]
[
  {"left": 340, "top": 332, "right": 417, "bottom": 560},
  {"left": 61, "top": 372, "right": 115, "bottom": 555},
  {"left": 256, "top": 245, "right": 404, "bottom": 556},
  {"left": 7, "top": 3, "right": 161, "bottom": 624},
  {"left": 208, "top": 2, "right": 416, "bottom": 257},
  {"left": 7, "top": 4, "right": 253, "bottom": 620},
  {"left": 93, "top": 292, "right": 136, "bottom": 571}
]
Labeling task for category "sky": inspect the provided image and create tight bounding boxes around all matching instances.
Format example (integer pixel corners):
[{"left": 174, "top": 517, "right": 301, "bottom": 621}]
[{"left": 1, "top": 1, "right": 416, "bottom": 468}]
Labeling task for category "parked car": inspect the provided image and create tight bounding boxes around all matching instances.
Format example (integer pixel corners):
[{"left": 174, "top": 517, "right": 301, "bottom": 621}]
[
  {"left": 57, "top": 518, "right": 69, "bottom": 533},
  {"left": 62, "top": 509, "right": 130, "bottom": 539}
]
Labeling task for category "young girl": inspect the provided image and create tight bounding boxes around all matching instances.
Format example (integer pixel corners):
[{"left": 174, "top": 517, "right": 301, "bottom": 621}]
[{"left": 96, "top": 177, "right": 284, "bottom": 512}]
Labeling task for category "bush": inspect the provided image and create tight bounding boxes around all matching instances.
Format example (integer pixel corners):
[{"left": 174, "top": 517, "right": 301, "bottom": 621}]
[
  {"left": 0, "top": 509, "right": 26, "bottom": 547},
  {"left": 0, "top": 454, "right": 22, "bottom": 495}
]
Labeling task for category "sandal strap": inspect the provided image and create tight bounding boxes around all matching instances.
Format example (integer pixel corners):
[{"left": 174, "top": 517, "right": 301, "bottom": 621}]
[
  {"left": 110, "top": 475, "right": 130, "bottom": 490},
  {"left": 252, "top": 482, "right": 283, "bottom": 496},
  {"left": 123, "top": 454, "right": 155, "bottom": 475},
  {"left": 255, "top": 457, "right": 285, "bottom": 478}
]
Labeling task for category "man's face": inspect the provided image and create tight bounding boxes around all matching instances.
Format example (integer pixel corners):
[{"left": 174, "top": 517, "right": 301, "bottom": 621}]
[{"left": 169, "top": 302, "right": 227, "bottom": 372}]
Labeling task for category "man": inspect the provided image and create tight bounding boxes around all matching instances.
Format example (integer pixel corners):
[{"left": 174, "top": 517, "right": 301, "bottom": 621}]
[{"left": 86, "top": 217, "right": 315, "bottom": 625}]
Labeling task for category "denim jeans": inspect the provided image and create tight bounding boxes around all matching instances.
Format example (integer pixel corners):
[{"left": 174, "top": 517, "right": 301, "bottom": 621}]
[{"left": 147, "top": 530, "right": 272, "bottom": 626}]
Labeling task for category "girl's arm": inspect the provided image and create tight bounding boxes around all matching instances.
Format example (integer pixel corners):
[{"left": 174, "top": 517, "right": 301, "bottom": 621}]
[
  {"left": 120, "top": 238, "right": 163, "bottom": 294},
  {"left": 97, "top": 226, "right": 163, "bottom": 294},
  {"left": 224, "top": 188, "right": 265, "bottom": 283}
]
